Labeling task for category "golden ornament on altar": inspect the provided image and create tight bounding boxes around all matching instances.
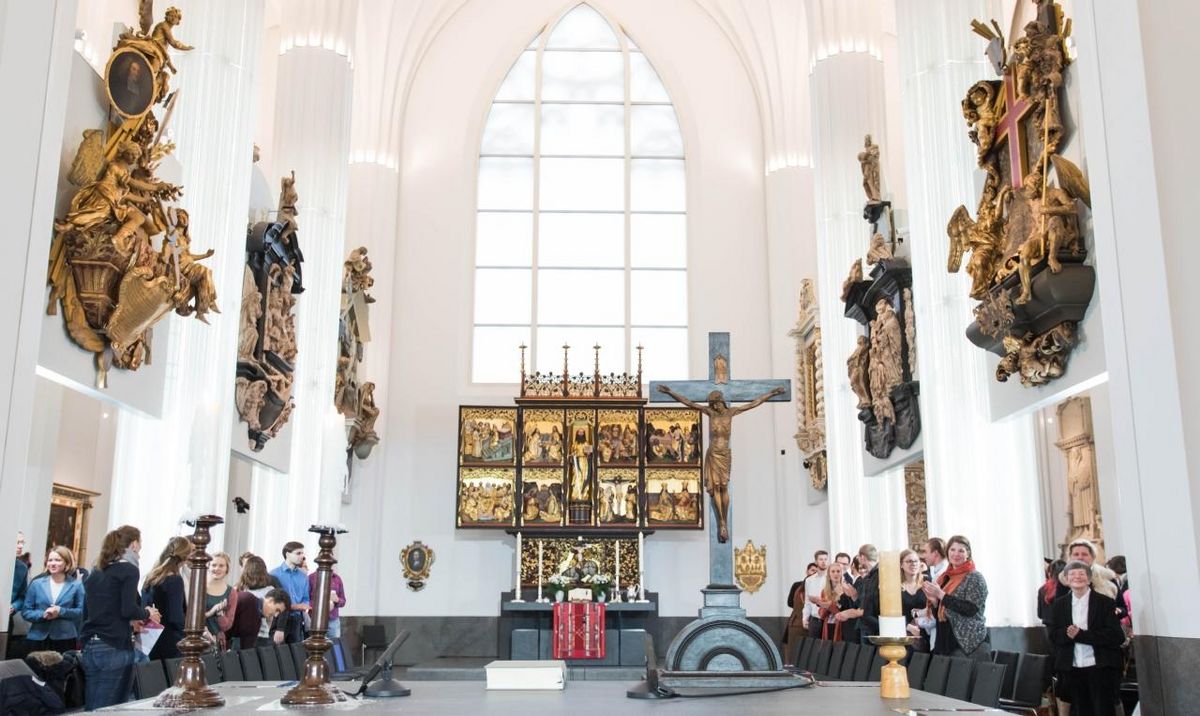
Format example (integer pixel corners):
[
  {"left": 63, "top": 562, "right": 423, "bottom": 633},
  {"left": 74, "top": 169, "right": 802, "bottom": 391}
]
[{"left": 734, "top": 539, "right": 767, "bottom": 594}]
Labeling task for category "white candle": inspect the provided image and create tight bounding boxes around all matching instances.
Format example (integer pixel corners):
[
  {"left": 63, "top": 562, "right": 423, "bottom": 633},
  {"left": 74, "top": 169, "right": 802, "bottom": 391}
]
[
  {"left": 512, "top": 532, "right": 525, "bottom": 602},
  {"left": 614, "top": 540, "right": 621, "bottom": 601},
  {"left": 537, "top": 540, "right": 545, "bottom": 602},
  {"left": 637, "top": 531, "right": 646, "bottom": 601}
]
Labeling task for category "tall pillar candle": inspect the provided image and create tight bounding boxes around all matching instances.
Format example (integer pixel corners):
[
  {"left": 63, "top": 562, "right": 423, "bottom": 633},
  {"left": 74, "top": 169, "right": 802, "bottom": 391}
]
[
  {"left": 512, "top": 532, "right": 524, "bottom": 601},
  {"left": 878, "top": 549, "right": 904, "bottom": 638},
  {"left": 637, "top": 531, "right": 646, "bottom": 601},
  {"left": 613, "top": 540, "right": 621, "bottom": 601},
  {"left": 536, "top": 539, "right": 545, "bottom": 602}
]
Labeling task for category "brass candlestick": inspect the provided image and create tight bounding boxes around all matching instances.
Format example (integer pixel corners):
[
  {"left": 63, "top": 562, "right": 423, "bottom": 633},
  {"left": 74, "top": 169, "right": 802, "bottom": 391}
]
[
  {"left": 282, "top": 524, "right": 347, "bottom": 705},
  {"left": 153, "top": 515, "right": 224, "bottom": 709},
  {"left": 868, "top": 635, "right": 916, "bottom": 698}
]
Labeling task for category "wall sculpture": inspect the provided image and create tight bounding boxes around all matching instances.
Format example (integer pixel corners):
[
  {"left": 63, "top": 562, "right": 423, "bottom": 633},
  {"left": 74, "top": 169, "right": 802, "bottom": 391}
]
[
  {"left": 947, "top": 1, "right": 1093, "bottom": 387},
  {"left": 47, "top": 7, "right": 214, "bottom": 386},
  {"left": 336, "top": 247, "right": 379, "bottom": 464},
  {"left": 789, "top": 279, "right": 827, "bottom": 490},
  {"left": 235, "top": 173, "right": 303, "bottom": 451}
]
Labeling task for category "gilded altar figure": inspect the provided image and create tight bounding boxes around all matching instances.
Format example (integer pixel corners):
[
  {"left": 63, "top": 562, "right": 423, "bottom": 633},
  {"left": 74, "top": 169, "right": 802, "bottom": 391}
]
[
  {"left": 46, "top": 9, "right": 212, "bottom": 386},
  {"left": 567, "top": 424, "right": 594, "bottom": 502},
  {"left": 116, "top": 5, "right": 193, "bottom": 103},
  {"left": 656, "top": 384, "right": 785, "bottom": 543},
  {"left": 947, "top": 200, "right": 1005, "bottom": 300},
  {"left": 847, "top": 335, "right": 872, "bottom": 411},
  {"left": 235, "top": 174, "right": 303, "bottom": 450},
  {"left": 960, "top": 80, "right": 1001, "bottom": 169},
  {"left": 868, "top": 299, "right": 904, "bottom": 425},
  {"left": 858, "top": 134, "right": 881, "bottom": 203}
]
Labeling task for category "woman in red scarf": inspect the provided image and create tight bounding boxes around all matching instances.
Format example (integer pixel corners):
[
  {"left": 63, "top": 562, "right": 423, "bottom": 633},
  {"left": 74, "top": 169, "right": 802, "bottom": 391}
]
[
  {"left": 817, "top": 562, "right": 857, "bottom": 642},
  {"left": 921, "top": 535, "right": 990, "bottom": 660}
]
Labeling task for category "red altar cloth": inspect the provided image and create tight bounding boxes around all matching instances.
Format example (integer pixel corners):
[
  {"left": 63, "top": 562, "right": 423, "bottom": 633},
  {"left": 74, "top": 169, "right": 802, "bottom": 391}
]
[{"left": 552, "top": 602, "right": 606, "bottom": 659}]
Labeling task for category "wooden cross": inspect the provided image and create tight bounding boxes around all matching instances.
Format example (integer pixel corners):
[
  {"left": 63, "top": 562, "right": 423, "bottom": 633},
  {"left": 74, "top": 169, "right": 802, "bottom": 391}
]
[
  {"left": 648, "top": 333, "right": 791, "bottom": 408},
  {"left": 993, "top": 70, "right": 1033, "bottom": 189}
]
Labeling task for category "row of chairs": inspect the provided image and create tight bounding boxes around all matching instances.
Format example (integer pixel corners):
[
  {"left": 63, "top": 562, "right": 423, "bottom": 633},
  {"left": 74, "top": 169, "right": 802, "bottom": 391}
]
[
  {"left": 791, "top": 636, "right": 1049, "bottom": 711},
  {"left": 132, "top": 643, "right": 340, "bottom": 700}
]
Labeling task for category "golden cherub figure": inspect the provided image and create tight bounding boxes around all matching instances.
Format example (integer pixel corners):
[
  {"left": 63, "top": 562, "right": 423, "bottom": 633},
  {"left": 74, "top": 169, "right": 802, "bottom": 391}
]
[{"left": 118, "top": 6, "right": 193, "bottom": 102}]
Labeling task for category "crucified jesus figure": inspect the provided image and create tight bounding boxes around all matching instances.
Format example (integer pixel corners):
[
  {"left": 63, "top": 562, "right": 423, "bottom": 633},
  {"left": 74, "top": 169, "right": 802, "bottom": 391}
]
[{"left": 656, "top": 384, "right": 786, "bottom": 543}]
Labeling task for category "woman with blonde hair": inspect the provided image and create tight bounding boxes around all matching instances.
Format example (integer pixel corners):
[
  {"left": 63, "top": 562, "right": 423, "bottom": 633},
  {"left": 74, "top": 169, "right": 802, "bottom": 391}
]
[
  {"left": 203, "top": 552, "right": 238, "bottom": 650},
  {"left": 81, "top": 525, "right": 160, "bottom": 710},
  {"left": 899, "top": 549, "right": 929, "bottom": 652},
  {"left": 21, "top": 545, "right": 85, "bottom": 653},
  {"left": 142, "top": 536, "right": 192, "bottom": 660},
  {"left": 817, "top": 561, "right": 858, "bottom": 642}
]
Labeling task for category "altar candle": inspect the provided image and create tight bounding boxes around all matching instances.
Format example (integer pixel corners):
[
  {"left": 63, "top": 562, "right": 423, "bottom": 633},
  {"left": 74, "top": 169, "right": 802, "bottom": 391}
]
[
  {"left": 614, "top": 540, "right": 621, "bottom": 599},
  {"left": 878, "top": 549, "right": 905, "bottom": 638},
  {"left": 638, "top": 531, "right": 646, "bottom": 601},
  {"left": 513, "top": 532, "right": 523, "bottom": 601},
  {"left": 536, "top": 540, "right": 544, "bottom": 602}
]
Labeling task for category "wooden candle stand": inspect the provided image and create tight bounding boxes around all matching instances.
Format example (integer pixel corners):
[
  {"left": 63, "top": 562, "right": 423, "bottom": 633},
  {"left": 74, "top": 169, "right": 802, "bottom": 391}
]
[{"left": 282, "top": 524, "right": 348, "bottom": 705}]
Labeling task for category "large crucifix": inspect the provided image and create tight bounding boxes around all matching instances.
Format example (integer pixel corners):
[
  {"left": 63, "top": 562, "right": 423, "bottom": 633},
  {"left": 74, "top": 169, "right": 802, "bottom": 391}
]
[{"left": 650, "top": 332, "right": 790, "bottom": 561}]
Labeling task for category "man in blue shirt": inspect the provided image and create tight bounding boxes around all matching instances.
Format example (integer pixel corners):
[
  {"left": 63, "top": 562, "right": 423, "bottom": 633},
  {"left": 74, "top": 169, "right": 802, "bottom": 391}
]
[{"left": 270, "top": 541, "right": 310, "bottom": 643}]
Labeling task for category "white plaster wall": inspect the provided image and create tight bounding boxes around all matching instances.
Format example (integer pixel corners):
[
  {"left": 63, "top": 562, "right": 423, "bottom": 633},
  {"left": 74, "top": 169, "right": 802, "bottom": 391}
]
[{"left": 363, "top": 0, "right": 790, "bottom": 618}]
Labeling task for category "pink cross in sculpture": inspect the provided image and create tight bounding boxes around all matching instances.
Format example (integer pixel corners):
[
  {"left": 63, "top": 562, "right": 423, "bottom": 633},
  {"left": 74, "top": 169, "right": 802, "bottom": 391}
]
[{"left": 993, "top": 70, "right": 1032, "bottom": 189}]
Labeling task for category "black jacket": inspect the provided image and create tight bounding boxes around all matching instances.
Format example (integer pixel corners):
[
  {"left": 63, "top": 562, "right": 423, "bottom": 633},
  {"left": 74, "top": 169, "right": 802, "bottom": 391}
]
[
  {"left": 1048, "top": 590, "right": 1124, "bottom": 671},
  {"left": 854, "top": 566, "right": 880, "bottom": 638}
]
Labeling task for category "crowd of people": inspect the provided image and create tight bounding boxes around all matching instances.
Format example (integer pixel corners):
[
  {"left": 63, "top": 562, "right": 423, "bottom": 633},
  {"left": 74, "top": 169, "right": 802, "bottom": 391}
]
[
  {"left": 7, "top": 528, "right": 347, "bottom": 711},
  {"left": 784, "top": 536, "right": 1132, "bottom": 715}
]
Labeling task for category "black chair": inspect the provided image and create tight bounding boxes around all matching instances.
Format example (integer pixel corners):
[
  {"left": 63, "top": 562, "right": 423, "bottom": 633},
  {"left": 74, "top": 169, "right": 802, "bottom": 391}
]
[
  {"left": 839, "top": 643, "right": 861, "bottom": 681},
  {"left": 853, "top": 644, "right": 876, "bottom": 681},
  {"left": 221, "top": 650, "right": 244, "bottom": 681},
  {"left": 906, "top": 651, "right": 931, "bottom": 689},
  {"left": 969, "top": 661, "right": 1007, "bottom": 707},
  {"left": 202, "top": 653, "right": 222, "bottom": 684},
  {"left": 360, "top": 624, "right": 388, "bottom": 665},
  {"left": 239, "top": 648, "right": 264, "bottom": 681},
  {"left": 164, "top": 657, "right": 183, "bottom": 685},
  {"left": 811, "top": 640, "right": 833, "bottom": 677},
  {"left": 289, "top": 642, "right": 308, "bottom": 676},
  {"left": 786, "top": 636, "right": 806, "bottom": 667},
  {"left": 991, "top": 650, "right": 1020, "bottom": 700},
  {"left": 868, "top": 652, "right": 886, "bottom": 681},
  {"left": 275, "top": 644, "right": 299, "bottom": 680},
  {"left": 258, "top": 646, "right": 283, "bottom": 681},
  {"left": 796, "top": 638, "right": 816, "bottom": 673},
  {"left": 923, "top": 655, "right": 951, "bottom": 695},
  {"left": 945, "top": 657, "right": 974, "bottom": 701},
  {"left": 999, "top": 653, "right": 1050, "bottom": 713},
  {"left": 824, "top": 641, "right": 847, "bottom": 679},
  {"left": 133, "top": 660, "right": 169, "bottom": 699}
]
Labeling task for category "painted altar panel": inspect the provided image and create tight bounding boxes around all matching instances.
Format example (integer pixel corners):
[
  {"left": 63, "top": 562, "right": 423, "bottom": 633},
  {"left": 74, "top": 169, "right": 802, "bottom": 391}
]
[
  {"left": 596, "top": 409, "right": 639, "bottom": 465},
  {"left": 459, "top": 406, "right": 517, "bottom": 466},
  {"left": 596, "top": 468, "right": 639, "bottom": 527},
  {"left": 645, "top": 467, "right": 703, "bottom": 529},
  {"left": 643, "top": 408, "right": 701, "bottom": 465},
  {"left": 521, "top": 408, "right": 565, "bottom": 466},
  {"left": 456, "top": 467, "right": 517, "bottom": 528},
  {"left": 520, "top": 467, "right": 566, "bottom": 527}
]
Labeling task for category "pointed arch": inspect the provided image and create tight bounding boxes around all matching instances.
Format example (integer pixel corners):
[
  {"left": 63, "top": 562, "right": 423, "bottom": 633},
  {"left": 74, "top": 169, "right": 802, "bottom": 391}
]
[{"left": 472, "top": 3, "right": 688, "bottom": 384}]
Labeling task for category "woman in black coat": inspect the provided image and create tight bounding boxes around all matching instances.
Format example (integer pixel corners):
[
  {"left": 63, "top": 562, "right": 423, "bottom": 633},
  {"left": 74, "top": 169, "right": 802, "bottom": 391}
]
[{"left": 1049, "top": 561, "right": 1126, "bottom": 716}]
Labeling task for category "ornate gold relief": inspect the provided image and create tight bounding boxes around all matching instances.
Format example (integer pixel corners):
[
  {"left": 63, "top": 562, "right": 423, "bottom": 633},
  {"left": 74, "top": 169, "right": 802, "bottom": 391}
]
[
  {"left": 734, "top": 540, "right": 767, "bottom": 594},
  {"left": 400, "top": 541, "right": 435, "bottom": 591},
  {"left": 903, "top": 461, "right": 928, "bottom": 552},
  {"left": 520, "top": 537, "right": 638, "bottom": 588},
  {"left": 789, "top": 279, "right": 827, "bottom": 490},
  {"left": 337, "top": 248, "right": 379, "bottom": 465},
  {"left": 47, "top": 7, "right": 214, "bottom": 386},
  {"left": 949, "top": 1, "right": 1093, "bottom": 387}
]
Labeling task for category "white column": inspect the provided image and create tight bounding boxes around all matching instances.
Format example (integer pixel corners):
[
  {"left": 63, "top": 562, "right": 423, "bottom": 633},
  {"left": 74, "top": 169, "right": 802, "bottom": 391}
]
[
  {"left": 0, "top": 0, "right": 76, "bottom": 642},
  {"left": 893, "top": 0, "right": 1042, "bottom": 626},
  {"left": 805, "top": 0, "right": 907, "bottom": 552},
  {"left": 250, "top": 0, "right": 358, "bottom": 560},
  {"left": 109, "top": 1, "right": 265, "bottom": 556}
]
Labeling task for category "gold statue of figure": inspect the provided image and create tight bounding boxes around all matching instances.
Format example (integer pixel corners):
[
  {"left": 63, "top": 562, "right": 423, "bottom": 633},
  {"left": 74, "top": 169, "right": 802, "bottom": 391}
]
[
  {"left": 947, "top": 198, "right": 1005, "bottom": 300},
  {"left": 567, "top": 423, "right": 593, "bottom": 502},
  {"left": 117, "top": 5, "right": 193, "bottom": 103},
  {"left": 656, "top": 384, "right": 786, "bottom": 543}
]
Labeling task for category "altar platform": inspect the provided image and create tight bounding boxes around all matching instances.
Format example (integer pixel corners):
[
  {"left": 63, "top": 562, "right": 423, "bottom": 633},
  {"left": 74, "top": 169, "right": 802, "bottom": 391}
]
[{"left": 99, "top": 680, "right": 1002, "bottom": 714}]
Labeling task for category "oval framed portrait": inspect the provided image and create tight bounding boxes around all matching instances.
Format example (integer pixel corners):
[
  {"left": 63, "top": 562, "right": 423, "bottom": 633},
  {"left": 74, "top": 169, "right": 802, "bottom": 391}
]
[
  {"left": 400, "top": 541, "right": 435, "bottom": 591},
  {"left": 104, "top": 47, "right": 155, "bottom": 120}
]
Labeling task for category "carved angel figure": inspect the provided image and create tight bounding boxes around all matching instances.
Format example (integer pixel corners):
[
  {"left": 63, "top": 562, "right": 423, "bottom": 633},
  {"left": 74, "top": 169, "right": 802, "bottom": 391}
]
[
  {"left": 117, "top": 6, "right": 193, "bottom": 102},
  {"left": 858, "top": 134, "right": 882, "bottom": 203},
  {"left": 1008, "top": 172, "right": 1081, "bottom": 304},
  {"left": 847, "top": 335, "right": 872, "bottom": 411},
  {"left": 947, "top": 201, "right": 1006, "bottom": 300},
  {"left": 996, "top": 323, "right": 1075, "bottom": 386},
  {"left": 163, "top": 209, "right": 218, "bottom": 322}
]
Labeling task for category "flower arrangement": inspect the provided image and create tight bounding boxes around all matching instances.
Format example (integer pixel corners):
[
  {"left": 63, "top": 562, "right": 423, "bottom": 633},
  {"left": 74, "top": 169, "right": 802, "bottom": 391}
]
[
  {"left": 547, "top": 574, "right": 572, "bottom": 600},
  {"left": 581, "top": 573, "right": 612, "bottom": 601}
]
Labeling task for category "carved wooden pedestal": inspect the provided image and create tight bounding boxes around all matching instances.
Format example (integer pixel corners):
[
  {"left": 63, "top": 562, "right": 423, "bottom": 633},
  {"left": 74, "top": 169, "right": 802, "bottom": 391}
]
[
  {"left": 153, "top": 515, "right": 224, "bottom": 709},
  {"left": 281, "top": 525, "right": 347, "bottom": 706}
]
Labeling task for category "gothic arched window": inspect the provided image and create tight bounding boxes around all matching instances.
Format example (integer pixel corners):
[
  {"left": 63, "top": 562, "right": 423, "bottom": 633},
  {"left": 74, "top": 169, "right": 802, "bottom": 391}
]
[{"left": 472, "top": 4, "right": 687, "bottom": 383}]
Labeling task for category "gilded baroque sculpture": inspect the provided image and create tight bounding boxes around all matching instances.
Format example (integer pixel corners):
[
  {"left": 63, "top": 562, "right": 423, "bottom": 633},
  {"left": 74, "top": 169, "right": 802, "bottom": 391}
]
[
  {"left": 789, "top": 280, "right": 828, "bottom": 491},
  {"left": 336, "top": 247, "right": 380, "bottom": 465},
  {"left": 948, "top": 1, "right": 1094, "bottom": 387},
  {"left": 844, "top": 136, "right": 921, "bottom": 461},
  {"left": 47, "top": 7, "right": 214, "bottom": 386},
  {"left": 734, "top": 540, "right": 767, "bottom": 594},
  {"left": 235, "top": 173, "right": 304, "bottom": 451}
]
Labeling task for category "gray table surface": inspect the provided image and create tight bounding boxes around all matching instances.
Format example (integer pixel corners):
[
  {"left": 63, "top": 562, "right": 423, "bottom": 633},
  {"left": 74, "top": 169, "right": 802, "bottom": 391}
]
[{"left": 99, "top": 680, "right": 1003, "bottom": 714}]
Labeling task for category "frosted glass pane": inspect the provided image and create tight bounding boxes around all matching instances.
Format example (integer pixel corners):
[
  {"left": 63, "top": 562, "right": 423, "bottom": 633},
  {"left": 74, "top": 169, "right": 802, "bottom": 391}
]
[
  {"left": 473, "top": 326, "right": 530, "bottom": 383},
  {"left": 540, "top": 158, "right": 623, "bottom": 211},
  {"left": 496, "top": 51, "right": 536, "bottom": 101},
  {"left": 539, "top": 213, "right": 623, "bottom": 267},
  {"left": 481, "top": 103, "right": 534, "bottom": 155},
  {"left": 631, "top": 214, "right": 686, "bottom": 268},
  {"left": 630, "top": 53, "right": 669, "bottom": 102},
  {"left": 542, "top": 52, "right": 623, "bottom": 101},
  {"left": 541, "top": 104, "right": 624, "bottom": 156},
  {"left": 631, "top": 270, "right": 687, "bottom": 325},
  {"left": 631, "top": 327, "right": 687, "bottom": 381},
  {"left": 476, "top": 212, "right": 532, "bottom": 266},
  {"left": 631, "top": 159, "right": 685, "bottom": 211},
  {"left": 630, "top": 105, "right": 683, "bottom": 156},
  {"left": 546, "top": 5, "right": 618, "bottom": 49},
  {"left": 536, "top": 326, "right": 625, "bottom": 375},
  {"left": 475, "top": 268, "right": 531, "bottom": 324},
  {"left": 538, "top": 269, "right": 623, "bottom": 325},
  {"left": 478, "top": 158, "right": 533, "bottom": 210}
]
